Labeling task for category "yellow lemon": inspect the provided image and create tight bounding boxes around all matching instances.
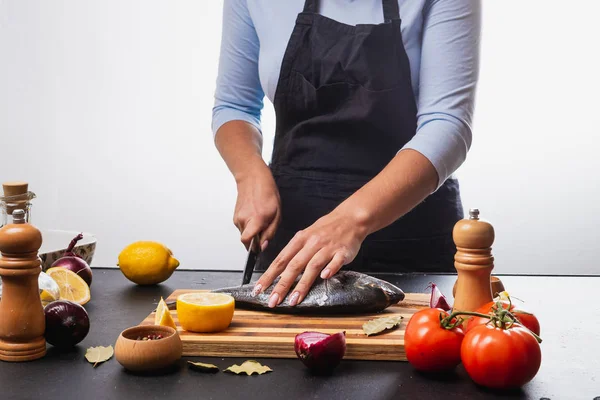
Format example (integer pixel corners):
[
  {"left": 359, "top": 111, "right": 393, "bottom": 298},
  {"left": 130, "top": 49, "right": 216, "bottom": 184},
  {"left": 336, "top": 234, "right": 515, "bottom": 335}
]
[
  {"left": 155, "top": 297, "right": 177, "bottom": 330},
  {"left": 176, "top": 293, "right": 235, "bottom": 333},
  {"left": 118, "top": 241, "right": 180, "bottom": 285},
  {"left": 46, "top": 268, "right": 91, "bottom": 306}
]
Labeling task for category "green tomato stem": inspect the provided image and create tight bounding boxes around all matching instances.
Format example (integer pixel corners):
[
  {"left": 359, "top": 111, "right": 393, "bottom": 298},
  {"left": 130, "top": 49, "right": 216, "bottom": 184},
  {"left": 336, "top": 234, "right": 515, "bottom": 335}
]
[
  {"left": 439, "top": 311, "right": 491, "bottom": 330},
  {"left": 438, "top": 308, "right": 543, "bottom": 344}
]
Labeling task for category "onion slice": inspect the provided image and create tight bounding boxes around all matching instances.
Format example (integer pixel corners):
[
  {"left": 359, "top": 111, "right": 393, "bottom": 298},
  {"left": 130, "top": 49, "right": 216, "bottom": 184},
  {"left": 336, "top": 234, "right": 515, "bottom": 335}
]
[
  {"left": 294, "top": 331, "right": 346, "bottom": 374},
  {"left": 428, "top": 282, "right": 451, "bottom": 311}
]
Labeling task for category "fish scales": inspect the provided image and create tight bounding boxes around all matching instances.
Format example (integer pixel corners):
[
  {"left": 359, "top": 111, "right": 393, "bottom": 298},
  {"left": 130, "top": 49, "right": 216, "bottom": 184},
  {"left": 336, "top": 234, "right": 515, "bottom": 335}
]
[{"left": 211, "top": 271, "right": 405, "bottom": 315}]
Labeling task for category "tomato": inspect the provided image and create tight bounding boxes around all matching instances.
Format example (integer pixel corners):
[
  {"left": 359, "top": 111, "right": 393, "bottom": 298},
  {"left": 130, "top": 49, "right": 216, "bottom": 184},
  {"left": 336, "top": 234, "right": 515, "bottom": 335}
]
[
  {"left": 461, "top": 324, "right": 542, "bottom": 389},
  {"left": 466, "top": 301, "right": 541, "bottom": 336},
  {"left": 404, "top": 308, "right": 465, "bottom": 372}
]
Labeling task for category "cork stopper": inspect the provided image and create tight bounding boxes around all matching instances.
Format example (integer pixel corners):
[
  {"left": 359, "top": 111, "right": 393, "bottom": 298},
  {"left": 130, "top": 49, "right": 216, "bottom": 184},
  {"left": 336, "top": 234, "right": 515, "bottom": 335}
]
[
  {"left": 2, "top": 182, "right": 28, "bottom": 197},
  {"left": 2, "top": 181, "right": 30, "bottom": 215},
  {"left": 452, "top": 208, "right": 495, "bottom": 249}
]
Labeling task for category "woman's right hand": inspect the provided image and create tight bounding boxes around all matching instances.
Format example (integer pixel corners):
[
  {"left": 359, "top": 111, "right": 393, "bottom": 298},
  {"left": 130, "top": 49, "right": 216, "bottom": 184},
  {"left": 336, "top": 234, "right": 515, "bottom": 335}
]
[
  {"left": 233, "top": 162, "right": 281, "bottom": 251},
  {"left": 214, "top": 120, "right": 279, "bottom": 251}
]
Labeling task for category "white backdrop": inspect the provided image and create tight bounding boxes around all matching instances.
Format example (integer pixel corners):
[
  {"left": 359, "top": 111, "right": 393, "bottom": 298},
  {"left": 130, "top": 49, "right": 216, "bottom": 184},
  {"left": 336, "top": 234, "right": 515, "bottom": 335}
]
[{"left": 1, "top": 1, "right": 598, "bottom": 274}]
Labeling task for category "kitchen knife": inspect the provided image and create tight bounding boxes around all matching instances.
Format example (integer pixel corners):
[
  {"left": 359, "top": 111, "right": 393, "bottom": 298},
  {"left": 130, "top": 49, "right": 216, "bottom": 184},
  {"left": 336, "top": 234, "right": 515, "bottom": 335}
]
[
  {"left": 241, "top": 236, "right": 260, "bottom": 286},
  {"left": 162, "top": 237, "right": 261, "bottom": 311}
]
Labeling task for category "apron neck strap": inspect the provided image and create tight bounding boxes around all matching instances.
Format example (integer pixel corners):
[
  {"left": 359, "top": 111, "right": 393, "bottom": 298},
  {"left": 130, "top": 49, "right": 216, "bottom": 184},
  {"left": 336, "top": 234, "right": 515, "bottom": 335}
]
[
  {"left": 303, "top": 0, "right": 400, "bottom": 22},
  {"left": 303, "top": 0, "right": 318, "bottom": 13},
  {"left": 382, "top": 0, "right": 400, "bottom": 22}
]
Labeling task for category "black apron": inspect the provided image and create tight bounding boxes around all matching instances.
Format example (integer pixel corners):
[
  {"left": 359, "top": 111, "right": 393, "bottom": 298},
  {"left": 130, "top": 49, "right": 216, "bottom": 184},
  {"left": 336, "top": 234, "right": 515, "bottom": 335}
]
[{"left": 256, "top": 0, "right": 464, "bottom": 273}]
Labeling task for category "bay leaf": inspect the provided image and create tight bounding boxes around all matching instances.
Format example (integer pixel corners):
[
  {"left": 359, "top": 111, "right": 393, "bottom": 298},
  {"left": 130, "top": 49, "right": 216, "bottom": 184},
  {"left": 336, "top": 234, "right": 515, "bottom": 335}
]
[
  {"left": 85, "top": 345, "right": 114, "bottom": 367},
  {"left": 224, "top": 360, "right": 272, "bottom": 375},
  {"left": 362, "top": 315, "right": 403, "bottom": 336},
  {"left": 188, "top": 361, "right": 220, "bottom": 373}
]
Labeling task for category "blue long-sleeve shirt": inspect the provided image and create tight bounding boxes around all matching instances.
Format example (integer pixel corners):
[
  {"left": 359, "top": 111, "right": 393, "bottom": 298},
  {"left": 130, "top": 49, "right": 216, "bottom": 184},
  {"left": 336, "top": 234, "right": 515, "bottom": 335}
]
[{"left": 212, "top": 0, "right": 481, "bottom": 189}]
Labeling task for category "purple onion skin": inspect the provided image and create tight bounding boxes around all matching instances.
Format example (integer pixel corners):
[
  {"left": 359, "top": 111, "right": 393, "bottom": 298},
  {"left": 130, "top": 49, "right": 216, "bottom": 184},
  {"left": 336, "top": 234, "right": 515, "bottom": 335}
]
[
  {"left": 429, "top": 282, "right": 451, "bottom": 311},
  {"left": 294, "top": 331, "right": 346, "bottom": 375},
  {"left": 44, "top": 300, "right": 90, "bottom": 348},
  {"left": 51, "top": 256, "right": 93, "bottom": 287}
]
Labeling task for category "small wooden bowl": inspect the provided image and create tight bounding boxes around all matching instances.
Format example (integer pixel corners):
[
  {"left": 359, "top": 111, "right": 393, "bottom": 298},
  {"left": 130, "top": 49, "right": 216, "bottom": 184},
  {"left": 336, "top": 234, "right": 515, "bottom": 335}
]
[
  {"left": 115, "top": 325, "right": 182, "bottom": 373},
  {"left": 490, "top": 276, "right": 506, "bottom": 297}
]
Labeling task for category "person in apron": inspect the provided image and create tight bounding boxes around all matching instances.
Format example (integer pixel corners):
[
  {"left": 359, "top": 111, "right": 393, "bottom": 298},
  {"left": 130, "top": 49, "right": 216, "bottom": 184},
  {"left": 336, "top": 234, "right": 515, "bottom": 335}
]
[{"left": 213, "top": 0, "right": 480, "bottom": 308}]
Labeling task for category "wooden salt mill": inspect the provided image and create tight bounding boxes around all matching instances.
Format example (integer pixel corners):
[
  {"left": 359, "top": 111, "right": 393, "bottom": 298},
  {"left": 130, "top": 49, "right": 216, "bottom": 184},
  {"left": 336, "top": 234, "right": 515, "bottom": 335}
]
[
  {"left": 0, "top": 209, "right": 46, "bottom": 361},
  {"left": 452, "top": 208, "right": 495, "bottom": 313}
]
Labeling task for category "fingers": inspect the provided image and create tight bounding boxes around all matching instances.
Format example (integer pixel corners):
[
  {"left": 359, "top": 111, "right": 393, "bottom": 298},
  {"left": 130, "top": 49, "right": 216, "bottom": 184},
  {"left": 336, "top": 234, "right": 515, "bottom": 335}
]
[
  {"left": 320, "top": 251, "right": 347, "bottom": 279},
  {"left": 236, "top": 207, "right": 280, "bottom": 251},
  {"left": 268, "top": 240, "right": 321, "bottom": 307},
  {"left": 287, "top": 248, "right": 331, "bottom": 306},
  {"left": 240, "top": 218, "right": 264, "bottom": 250},
  {"left": 260, "top": 208, "right": 281, "bottom": 251},
  {"left": 253, "top": 231, "right": 306, "bottom": 299}
]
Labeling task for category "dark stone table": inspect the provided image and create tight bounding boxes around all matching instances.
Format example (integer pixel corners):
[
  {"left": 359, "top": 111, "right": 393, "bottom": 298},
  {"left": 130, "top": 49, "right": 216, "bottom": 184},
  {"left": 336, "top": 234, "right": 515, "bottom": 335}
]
[{"left": 0, "top": 268, "right": 598, "bottom": 400}]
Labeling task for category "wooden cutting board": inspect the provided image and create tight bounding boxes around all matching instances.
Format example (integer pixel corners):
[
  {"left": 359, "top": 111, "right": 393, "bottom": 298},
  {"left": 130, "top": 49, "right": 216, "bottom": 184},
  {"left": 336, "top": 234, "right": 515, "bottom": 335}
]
[{"left": 140, "top": 289, "right": 430, "bottom": 361}]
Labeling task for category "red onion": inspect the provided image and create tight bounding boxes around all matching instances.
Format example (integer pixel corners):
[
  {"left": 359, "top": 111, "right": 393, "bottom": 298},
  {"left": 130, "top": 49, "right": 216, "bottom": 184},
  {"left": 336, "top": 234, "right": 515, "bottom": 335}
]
[
  {"left": 51, "top": 233, "right": 92, "bottom": 286},
  {"left": 294, "top": 331, "right": 346, "bottom": 374},
  {"left": 44, "top": 300, "right": 90, "bottom": 348},
  {"left": 428, "top": 282, "right": 451, "bottom": 311}
]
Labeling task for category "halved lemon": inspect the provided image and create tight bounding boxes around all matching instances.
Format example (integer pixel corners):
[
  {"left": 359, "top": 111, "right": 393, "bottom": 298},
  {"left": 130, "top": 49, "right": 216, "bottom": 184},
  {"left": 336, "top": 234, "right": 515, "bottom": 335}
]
[
  {"left": 46, "top": 268, "right": 91, "bottom": 306},
  {"left": 155, "top": 297, "right": 177, "bottom": 329},
  {"left": 176, "top": 293, "right": 235, "bottom": 333}
]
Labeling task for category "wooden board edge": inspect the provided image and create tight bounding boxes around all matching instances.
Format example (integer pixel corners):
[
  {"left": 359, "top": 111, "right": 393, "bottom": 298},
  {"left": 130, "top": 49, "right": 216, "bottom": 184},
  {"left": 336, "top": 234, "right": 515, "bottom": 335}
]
[{"left": 182, "top": 342, "right": 407, "bottom": 362}]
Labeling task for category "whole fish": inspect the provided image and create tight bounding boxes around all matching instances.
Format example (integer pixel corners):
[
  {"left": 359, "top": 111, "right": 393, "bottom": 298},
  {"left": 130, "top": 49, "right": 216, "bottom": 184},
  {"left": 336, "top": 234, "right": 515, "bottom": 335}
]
[{"left": 211, "top": 270, "right": 405, "bottom": 315}]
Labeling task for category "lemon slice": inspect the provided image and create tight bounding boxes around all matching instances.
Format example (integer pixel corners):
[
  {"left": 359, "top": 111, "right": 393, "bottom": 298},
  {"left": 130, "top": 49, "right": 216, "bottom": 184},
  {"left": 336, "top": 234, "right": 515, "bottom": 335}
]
[
  {"left": 155, "top": 297, "right": 177, "bottom": 329},
  {"left": 40, "top": 290, "right": 58, "bottom": 306},
  {"left": 176, "top": 293, "right": 235, "bottom": 333},
  {"left": 46, "top": 268, "right": 91, "bottom": 306}
]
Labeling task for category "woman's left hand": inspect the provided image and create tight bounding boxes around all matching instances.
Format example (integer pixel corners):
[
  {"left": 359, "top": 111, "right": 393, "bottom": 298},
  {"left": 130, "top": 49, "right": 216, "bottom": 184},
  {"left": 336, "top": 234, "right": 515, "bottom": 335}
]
[{"left": 253, "top": 208, "right": 369, "bottom": 308}]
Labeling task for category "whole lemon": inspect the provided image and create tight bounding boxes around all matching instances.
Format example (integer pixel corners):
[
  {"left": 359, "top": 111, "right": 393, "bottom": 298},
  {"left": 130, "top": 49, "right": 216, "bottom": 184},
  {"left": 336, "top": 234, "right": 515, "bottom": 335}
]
[{"left": 118, "top": 241, "right": 180, "bottom": 285}]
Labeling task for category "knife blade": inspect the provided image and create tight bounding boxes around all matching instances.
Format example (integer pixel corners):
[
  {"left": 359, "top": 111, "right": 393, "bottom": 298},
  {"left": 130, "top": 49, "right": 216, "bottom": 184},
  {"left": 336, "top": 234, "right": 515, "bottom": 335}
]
[{"left": 241, "top": 236, "right": 260, "bottom": 286}]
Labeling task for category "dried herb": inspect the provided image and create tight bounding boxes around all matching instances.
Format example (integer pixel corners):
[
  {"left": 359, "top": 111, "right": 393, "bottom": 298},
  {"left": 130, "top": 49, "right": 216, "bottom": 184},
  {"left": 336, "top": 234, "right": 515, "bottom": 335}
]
[
  {"left": 188, "top": 361, "right": 220, "bottom": 373},
  {"left": 224, "top": 360, "right": 272, "bottom": 375},
  {"left": 85, "top": 345, "right": 114, "bottom": 367},
  {"left": 362, "top": 316, "right": 403, "bottom": 336}
]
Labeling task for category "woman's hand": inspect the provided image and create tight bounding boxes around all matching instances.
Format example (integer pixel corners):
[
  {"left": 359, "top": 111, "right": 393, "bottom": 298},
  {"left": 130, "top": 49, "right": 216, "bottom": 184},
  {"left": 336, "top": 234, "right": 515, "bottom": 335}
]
[
  {"left": 214, "top": 120, "right": 281, "bottom": 251},
  {"left": 253, "top": 207, "right": 369, "bottom": 308},
  {"left": 234, "top": 162, "right": 281, "bottom": 251},
  {"left": 251, "top": 150, "right": 440, "bottom": 308}
]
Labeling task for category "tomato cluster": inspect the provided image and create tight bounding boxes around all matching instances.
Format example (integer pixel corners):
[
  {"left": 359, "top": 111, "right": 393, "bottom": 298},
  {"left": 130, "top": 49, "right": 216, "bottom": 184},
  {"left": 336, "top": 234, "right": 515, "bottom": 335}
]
[{"left": 404, "top": 301, "right": 542, "bottom": 390}]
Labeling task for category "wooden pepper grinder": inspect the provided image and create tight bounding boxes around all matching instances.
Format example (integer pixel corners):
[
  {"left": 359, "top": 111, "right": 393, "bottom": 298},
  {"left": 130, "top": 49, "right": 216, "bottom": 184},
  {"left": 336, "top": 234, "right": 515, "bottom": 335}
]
[
  {"left": 452, "top": 208, "right": 495, "bottom": 313},
  {"left": 0, "top": 209, "right": 46, "bottom": 362}
]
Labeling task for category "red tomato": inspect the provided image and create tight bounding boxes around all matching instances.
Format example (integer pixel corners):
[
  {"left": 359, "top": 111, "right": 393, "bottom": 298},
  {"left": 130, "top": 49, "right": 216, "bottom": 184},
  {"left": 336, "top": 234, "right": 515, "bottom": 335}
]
[
  {"left": 466, "top": 301, "right": 541, "bottom": 336},
  {"left": 404, "top": 308, "right": 465, "bottom": 372},
  {"left": 461, "top": 324, "right": 542, "bottom": 389}
]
